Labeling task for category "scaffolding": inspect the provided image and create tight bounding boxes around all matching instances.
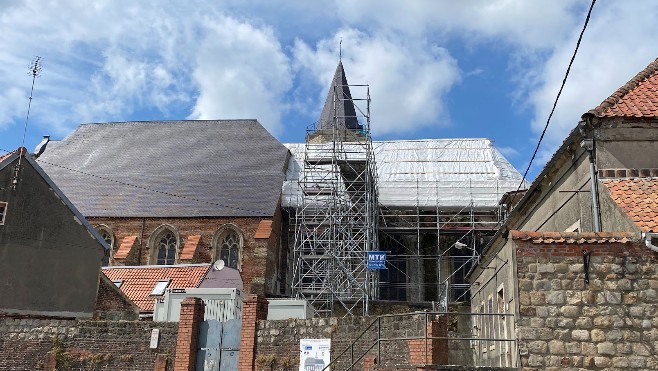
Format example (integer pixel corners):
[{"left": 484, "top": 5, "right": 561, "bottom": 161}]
[
  {"left": 291, "top": 82, "right": 378, "bottom": 317},
  {"left": 371, "top": 138, "right": 526, "bottom": 309}
]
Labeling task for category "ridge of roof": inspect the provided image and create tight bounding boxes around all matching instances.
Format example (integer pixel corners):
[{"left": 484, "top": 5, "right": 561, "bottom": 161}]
[
  {"left": 586, "top": 57, "right": 658, "bottom": 118},
  {"left": 102, "top": 263, "right": 211, "bottom": 270},
  {"left": 317, "top": 62, "right": 362, "bottom": 131},
  {"left": 0, "top": 148, "right": 109, "bottom": 254}
]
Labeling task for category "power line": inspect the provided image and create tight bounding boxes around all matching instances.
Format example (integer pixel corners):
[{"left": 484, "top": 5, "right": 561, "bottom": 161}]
[
  {"left": 35, "top": 159, "right": 271, "bottom": 216},
  {"left": 2, "top": 147, "right": 272, "bottom": 216},
  {"left": 515, "top": 0, "right": 597, "bottom": 195}
]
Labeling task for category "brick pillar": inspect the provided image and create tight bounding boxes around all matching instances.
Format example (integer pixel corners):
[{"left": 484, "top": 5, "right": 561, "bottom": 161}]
[
  {"left": 406, "top": 315, "right": 449, "bottom": 368},
  {"left": 238, "top": 295, "right": 269, "bottom": 371},
  {"left": 174, "top": 297, "right": 205, "bottom": 371},
  {"left": 363, "top": 355, "right": 377, "bottom": 371}
]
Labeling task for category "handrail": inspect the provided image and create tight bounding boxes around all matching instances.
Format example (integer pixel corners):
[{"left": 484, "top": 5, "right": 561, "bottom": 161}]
[
  {"left": 321, "top": 311, "right": 517, "bottom": 371},
  {"left": 321, "top": 314, "right": 380, "bottom": 371}
]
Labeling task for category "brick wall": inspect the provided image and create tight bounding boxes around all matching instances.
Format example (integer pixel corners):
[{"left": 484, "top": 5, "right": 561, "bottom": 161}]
[
  {"left": 94, "top": 273, "right": 139, "bottom": 320},
  {"left": 0, "top": 318, "right": 178, "bottom": 371},
  {"left": 515, "top": 239, "right": 658, "bottom": 369},
  {"left": 90, "top": 216, "right": 280, "bottom": 295}
]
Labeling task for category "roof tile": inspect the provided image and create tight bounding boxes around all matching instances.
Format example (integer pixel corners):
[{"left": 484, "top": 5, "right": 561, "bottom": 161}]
[
  {"left": 254, "top": 220, "right": 273, "bottom": 239},
  {"left": 510, "top": 230, "right": 635, "bottom": 244},
  {"left": 180, "top": 235, "right": 201, "bottom": 260},
  {"left": 102, "top": 265, "right": 210, "bottom": 312},
  {"left": 602, "top": 178, "right": 658, "bottom": 233},
  {"left": 114, "top": 236, "right": 138, "bottom": 260},
  {"left": 587, "top": 58, "right": 658, "bottom": 118}
]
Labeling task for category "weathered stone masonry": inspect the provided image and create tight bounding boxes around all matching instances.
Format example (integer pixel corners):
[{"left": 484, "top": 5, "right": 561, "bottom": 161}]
[
  {"left": 515, "top": 239, "right": 658, "bottom": 370},
  {"left": 0, "top": 318, "right": 178, "bottom": 371}
]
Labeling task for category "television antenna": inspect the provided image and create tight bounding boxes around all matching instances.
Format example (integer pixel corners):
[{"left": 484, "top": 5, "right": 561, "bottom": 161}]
[{"left": 18, "top": 56, "right": 42, "bottom": 167}]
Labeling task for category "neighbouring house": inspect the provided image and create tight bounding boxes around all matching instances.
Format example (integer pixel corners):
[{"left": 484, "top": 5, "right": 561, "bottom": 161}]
[
  {"left": 38, "top": 120, "right": 290, "bottom": 297},
  {"left": 102, "top": 264, "right": 213, "bottom": 316},
  {"left": 0, "top": 148, "right": 108, "bottom": 318},
  {"left": 470, "top": 57, "right": 658, "bottom": 369}
]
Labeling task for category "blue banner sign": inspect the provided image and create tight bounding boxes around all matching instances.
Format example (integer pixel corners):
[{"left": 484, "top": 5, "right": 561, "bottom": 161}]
[{"left": 367, "top": 251, "right": 387, "bottom": 269}]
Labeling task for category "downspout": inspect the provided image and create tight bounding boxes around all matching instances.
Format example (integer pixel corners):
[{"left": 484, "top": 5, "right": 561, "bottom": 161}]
[
  {"left": 580, "top": 120, "right": 601, "bottom": 232},
  {"left": 138, "top": 217, "right": 146, "bottom": 264}
]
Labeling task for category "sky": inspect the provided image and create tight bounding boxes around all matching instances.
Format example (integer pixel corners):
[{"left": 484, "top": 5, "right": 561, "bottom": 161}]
[{"left": 1, "top": 1, "right": 658, "bottom": 181}]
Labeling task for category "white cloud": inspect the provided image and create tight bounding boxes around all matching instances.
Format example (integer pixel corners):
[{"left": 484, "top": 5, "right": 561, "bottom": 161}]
[
  {"left": 0, "top": 1, "right": 292, "bottom": 137},
  {"left": 497, "top": 146, "right": 520, "bottom": 158},
  {"left": 526, "top": 0, "right": 658, "bottom": 169},
  {"left": 293, "top": 28, "right": 460, "bottom": 135},
  {"left": 335, "top": 0, "right": 581, "bottom": 49},
  {"left": 189, "top": 15, "right": 292, "bottom": 135}
]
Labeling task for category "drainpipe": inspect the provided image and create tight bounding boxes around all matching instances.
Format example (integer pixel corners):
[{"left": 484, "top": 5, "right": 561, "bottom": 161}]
[
  {"left": 643, "top": 233, "right": 658, "bottom": 253},
  {"left": 580, "top": 137, "right": 601, "bottom": 232}
]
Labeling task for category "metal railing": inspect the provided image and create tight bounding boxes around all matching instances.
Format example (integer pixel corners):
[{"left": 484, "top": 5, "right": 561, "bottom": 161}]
[{"left": 322, "top": 311, "right": 518, "bottom": 370}]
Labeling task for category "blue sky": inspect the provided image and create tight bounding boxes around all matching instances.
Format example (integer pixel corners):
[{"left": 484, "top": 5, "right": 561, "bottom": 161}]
[{"left": 2, "top": 1, "right": 658, "bottom": 180}]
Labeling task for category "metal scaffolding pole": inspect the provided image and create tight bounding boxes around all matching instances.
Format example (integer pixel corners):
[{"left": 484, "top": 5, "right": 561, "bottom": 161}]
[{"left": 291, "top": 83, "right": 378, "bottom": 317}]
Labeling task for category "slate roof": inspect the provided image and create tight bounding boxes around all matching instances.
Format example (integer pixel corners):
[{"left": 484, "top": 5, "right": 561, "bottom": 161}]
[
  {"left": 602, "top": 178, "right": 658, "bottom": 233},
  {"left": 102, "top": 264, "right": 210, "bottom": 312},
  {"left": 587, "top": 58, "right": 658, "bottom": 118},
  {"left": 510, "top": 230, "right": 635, "bottom": 244},
  {"left": 317, "top": 62, "right": 363, "bottom": 131},
  {"left": 37, "top": 120, "right": 290, "bottom": 217}
]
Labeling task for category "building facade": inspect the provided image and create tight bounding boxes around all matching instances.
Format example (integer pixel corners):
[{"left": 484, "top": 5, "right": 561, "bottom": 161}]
[{"left": 470, "top": 57, "right": 658, "bottom": 369}]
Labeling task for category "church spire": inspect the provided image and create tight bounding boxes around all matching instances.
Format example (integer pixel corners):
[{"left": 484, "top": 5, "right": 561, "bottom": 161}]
[{"left": 317, "top": 61, "right": 362, "bottom": 131}]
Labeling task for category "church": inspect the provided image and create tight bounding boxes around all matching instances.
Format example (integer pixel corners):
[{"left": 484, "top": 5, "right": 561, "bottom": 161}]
[{"left": 38, "top": 62, "right": 523, "bottom": 316}]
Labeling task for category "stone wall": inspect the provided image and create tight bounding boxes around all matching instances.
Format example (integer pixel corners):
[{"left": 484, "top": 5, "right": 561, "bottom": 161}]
[
  {"left": 0, "top": 318, "right": 178, "bottom": 371},
  {"left": 515, "top": 239, "right": 658, "bottom": 370},
  {"left": 256, "top": 313, "right": 448, "bottom": 370}
]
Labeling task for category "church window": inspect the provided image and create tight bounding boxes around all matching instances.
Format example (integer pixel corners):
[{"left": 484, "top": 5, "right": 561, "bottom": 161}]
[
  {"left": 212, "top": 225, "right": 243, "bottom": 270},
  {"left": 157, "top": 232, "right": 177, "bottom": 265},
  {"left": 149, "top": 225, "right": 179, "bottom": 265},
  {"left": 96, "top": 225, "right": 114, "bottom": 267}
]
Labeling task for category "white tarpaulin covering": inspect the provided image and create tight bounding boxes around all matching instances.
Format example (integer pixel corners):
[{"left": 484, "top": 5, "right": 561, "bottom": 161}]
[{"left": 283, "top": 139, "right": 526, "bottom": 209}]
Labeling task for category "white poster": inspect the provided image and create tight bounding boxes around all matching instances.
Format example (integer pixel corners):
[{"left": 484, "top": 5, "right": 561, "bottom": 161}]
[{"left": 299, "top": 338, "right": 331, "bottom": 371}]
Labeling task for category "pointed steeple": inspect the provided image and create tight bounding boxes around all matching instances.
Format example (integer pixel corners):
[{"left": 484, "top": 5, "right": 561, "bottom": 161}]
[{"left": 318, "top": 62, "right": 363, "bottom": 131}]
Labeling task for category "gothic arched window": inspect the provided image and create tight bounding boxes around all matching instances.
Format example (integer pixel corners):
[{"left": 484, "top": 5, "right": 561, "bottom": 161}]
[
  {"left": 212, "top": 225, "right": 243, "bottom": 270},
  {"left": 149, "top": 225, "right": 179, "bottom": 265},
  {"left": 96, "top": 225, "right": 114, "bottom": 267}
]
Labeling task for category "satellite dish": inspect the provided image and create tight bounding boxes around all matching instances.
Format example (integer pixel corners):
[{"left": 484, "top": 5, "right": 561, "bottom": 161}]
[{"left": 213, "top": 260, "right": 225, "bottom": 271}]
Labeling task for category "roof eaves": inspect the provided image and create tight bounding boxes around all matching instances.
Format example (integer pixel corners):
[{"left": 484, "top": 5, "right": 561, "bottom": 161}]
[
  {"left": 25, "top": 155, "right": 109, "bottom": 253},
  {"left": 467, "top": 127, "right": 582, "bottom": 280}
]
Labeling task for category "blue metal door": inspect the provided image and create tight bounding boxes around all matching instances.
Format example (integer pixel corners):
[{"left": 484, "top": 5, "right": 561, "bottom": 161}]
[{"left": 196, "top": 319, "right": 241, "bottom": 370}]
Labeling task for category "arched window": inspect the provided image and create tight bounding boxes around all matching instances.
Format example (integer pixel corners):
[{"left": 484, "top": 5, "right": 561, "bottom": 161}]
[
  {"left": 212, "top": 225, "right": 243, "bottom": 270},
  {"left": 149, "top": 225, "right": 179, "bottom": 265},
  {"left": 96, "top": 225, "right": 114, "bottom": 267}
]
